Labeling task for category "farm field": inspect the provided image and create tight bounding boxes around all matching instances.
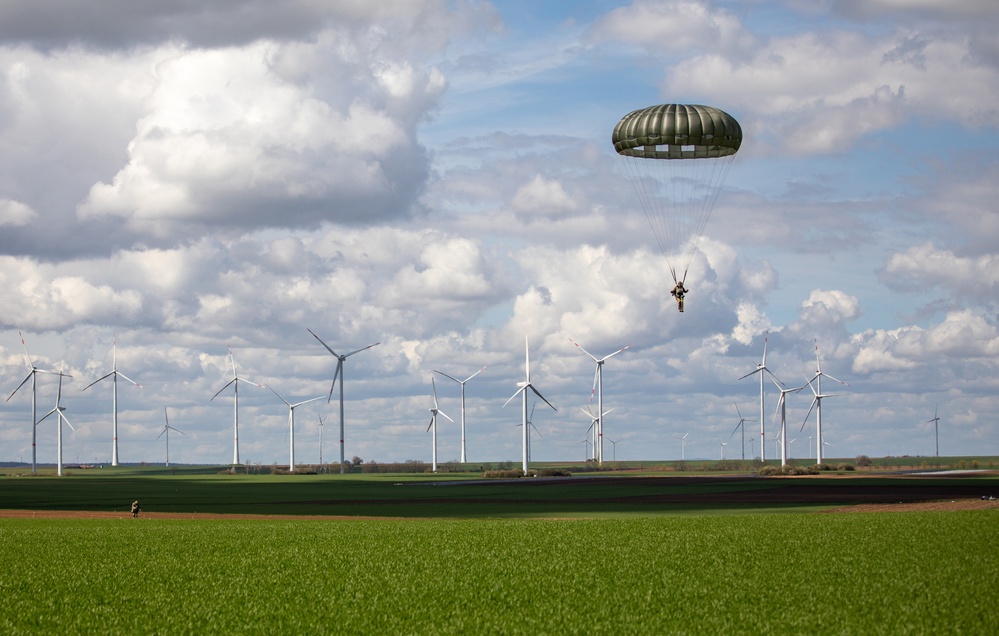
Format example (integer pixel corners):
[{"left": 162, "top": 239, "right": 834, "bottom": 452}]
[
  {"left": 1, "top": 512, "right": 996, "bottom": 633},
  {"left": 1, "top": 469, "right": 996, "bottom": 633}
]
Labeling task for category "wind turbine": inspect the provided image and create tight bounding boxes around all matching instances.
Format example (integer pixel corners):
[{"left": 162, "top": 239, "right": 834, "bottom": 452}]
[
  {"left": 433, "top": 365, "right": 486, "bottom": 463},
  {"left": 308, "top": 329, "right": 380, "bottom": 474},
  {"left": 268, "top": 386, "right": 323, "bottom": 473},
  {"left": 210, "top": 347, "right": 264, "bottom": 467},
  {"left": 731, "top": 402, "right": 748, "bottom": 460},
  {"left": 317, "top": 414, "right": 326, "bottom": 466},
  {"left": 739, "top": 330, "right": 781, "bottom": 463},
  {"left": 568, "top": 338, "right": 629, "bottom": 466},
  {"left": 801, "top": 340, "right": 849, "bottom": 464},
  {"left": 157, "top": 406, "right": 184, "bottom": 467},
  {"left": 503, "top": 337, "right": 556, "bottom": 475},
  {"left": 516, "top": 402, "right": 544, "bottom": 465},
  {"left": 5, "top": 332, "right": 61, "bottom": 474},
  {"left": 927, "top": 405, "right": 941, "bottom": 457},
  {"left": 37, "top": 372, "right": 74, "bottom": 477},
  {"left": 720, "top": 442, "right": 727, "bottom": 461},
  {"left": 607, "top": 438, "right": 619, "bottom": 462},
  {"left": 82, "top": 336, "right": 144, "bottom": 467},
  {"left": 580, "top": 404, "right": 613, "bottom": 460},
  {"left": 771, "top": 377, "right": 802, "bottom": 467},
  {"left": 426, "top": 377, "right": 453, "bottom": 473},
  {"left": 675, "top": 431, "right": 690, "bottom": 461}
]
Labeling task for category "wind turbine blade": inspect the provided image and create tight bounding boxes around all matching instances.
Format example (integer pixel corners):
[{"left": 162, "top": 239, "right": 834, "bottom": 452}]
[
  {"left": 228, "top": 346, "right": 237, "bottom": 377},
  {"left": 730, "top": 420, "right": 743, "bottom": 438},
  {"left": 427, "top": 416, "right": 435, "bottom": 432},
  {"left": 524, "top": 336, "right": 530, "bottom": 384},
  {"left": 307, "top": 328, "right": 340, "bottom": 357},
  {"left": 81, "top": 371, "right": 114, "bottom": 392},
  {"left": 157, "top": 428, "right": 167, "bottom": 440},
  {"left": 529, "top": 385, "right": 557, "bottom": 412},
  {"left": 502, "top": 386, "right": 527, "bottom": 408},
  {"left": 344, "top": 342, "right": 380, "bottom": 357},
  {"left": 589, "top": 365, "right": 598, "bottom": 402},
  {"left": 327, "top": 361, "right": 342, "bottom": 403},
  {"left": 433, "top": 370, "right": 461, "bottom": 383},
  {"left": 37, "top": 406, "right": 58, "bottom": 424},
  {"left": 580, "top": 405, "right": 594, "bottom": 418},
  {"left": 602, "top": 407, "right": 614, "bottom": 417},
  {"left": 211, "top": 378, "right": 237, "bottom": 401},
  {"left": 290, "top": 396, "right": 324, "bottom": 409},
  {"left": 6, "top": 371, "right": 33, "bottom": 402},
  {"left": 602, "top": 344, "right": 631, "bottom": 361},
  {"left": 267, "top": 385, "right": 291, "bottom": 406},
  {"left": 18, "top": 331, "right": 33, "bottom": 368},
  {"left": 237, "top": 377, "right": 266, "bottom": 389},
  {"left": 61, "top": 412, "right": 74, "bottom": 431},
  {"left": 823, "top": 372, "right": 850, "bottom": 387},
  {"left": 734, "top": 402, "right": 744, "bottom": 419},
  {"left": 439, "top": 410, "right": 454, "bottom": 423},
  {"left": 567, "top": 337, "right": 598, "bottom": 363},
  {"left": 432, "top": 377, "right": 440, "bottom": 408},
  {"left": 464, "top": 365, "right": 487, "bottom": 382},
  {"left": 761, "top": 329, "right": 769, "bottom": 366},
  {"left": 116, "top": 371, "right": 144, "bottom": 389},
  {"left": 737, "top": 367, "right": 762, "bottom": 381},
  {"left": 800, "top": 398, "right": 818, "bottom": 432}
]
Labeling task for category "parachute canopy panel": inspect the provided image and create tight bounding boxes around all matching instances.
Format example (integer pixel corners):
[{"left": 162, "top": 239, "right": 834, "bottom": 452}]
[{"left": 612, "top": 104, "right": 742, "bottom": 160}]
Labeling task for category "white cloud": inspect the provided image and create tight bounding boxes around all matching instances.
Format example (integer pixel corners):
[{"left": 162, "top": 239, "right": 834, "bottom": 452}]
[
  {"left": 511, "top": 174, "right": 578, "bottom": 219},
  {"left": 0, "top": 199, "right": 36, "bottom": 226}
]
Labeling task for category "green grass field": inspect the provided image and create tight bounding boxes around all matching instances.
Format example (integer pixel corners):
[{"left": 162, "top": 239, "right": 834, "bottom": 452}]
[
  {"left": 1, "top": 467, "right": 996, "bottom": 633},
  {"left": 1, "top": 513, "right": 995, "bottom": 634}
]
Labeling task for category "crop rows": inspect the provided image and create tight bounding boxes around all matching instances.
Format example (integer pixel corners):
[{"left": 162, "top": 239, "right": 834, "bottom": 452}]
[{"left": 1, "top": 512, "right": 996, "bottom": 634}]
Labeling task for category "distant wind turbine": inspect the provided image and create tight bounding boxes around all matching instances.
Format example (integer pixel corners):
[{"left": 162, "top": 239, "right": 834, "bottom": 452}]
[
  {"left": 503, "top": 337, "right": 556, "bottom": 475},
  {"left": 731, "top": 402, "right": 748, "bottom": 460},
  {"left": 317, "top": 414, "right": 326, "bottom": 466},
  {"left": 675, "top": 431, "right": 690, "bottom": 461},
  {"left": 720, "top": 441, "right": 727, "bottom": 461},
  {"left": 6, "top": 332, "right": 61, "bottom": 475},
  {"left": 800, "top": 340, "right": 849, "bottom": 464},
  {"left": 580, "top": 405, "right": 613, "bottom": 460},
  {"left": 771, "top": 377, "right": 803, "bottom": 467},
  {"left": 426, "top": 377, "right": 453, "bottom": 473},
  {"left": 268, "top": 386, "right": 323, "bottom": 473},
  {"left": 568, "top": 338, "right": 630, "bottom": 465},
  {"left": 82, "top": 336, "right": 144, "bottom": 467},
  {"left": 607, "top": 438, "right": 619, "bottom": 462},
  {"left": 37, "top": 372, "right": 74, "bottom": 477},
  {"left": 927, "top": 405, "right": 941, "bottom": 457},
  {"left": 308, "top": 329, "right": 380, "bottom": 474},
  {"left": 433, "top": 365, "right": 486, "bottom": 463},
  {"left": 157, "top": 406, "right": 184, "bottom": 467},
  {"left": 739, "top": 330, "right": 781, "bottom": 463},
  {"left": 211, "top": 347, "right": 264, "bottom": 467},
  {"left": 515, "top": 402, "right": 544, "bottom": 465}
]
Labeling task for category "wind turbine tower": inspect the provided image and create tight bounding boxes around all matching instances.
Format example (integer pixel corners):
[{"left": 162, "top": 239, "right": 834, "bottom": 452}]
[
  {"left": 731, "top": 402, "right": 747, "bottom": 460},
  {"left": 503, "top": 337, "right": 556, "bottom": 475},
  {"left": 426, "top": 377, "right": 453, "bottom": 473},
  {"left": 37, "top": 372, "right": 74, "bottom": 477},
  {"left": 433, "top": 365, "right": 486, "bottom": 463},
  {"left": 308, "top": 329, "right": 380, "bottom": 474},
  {"left": 6, "top": 332, "right": 60, "bottom": 475},
  {"left": 157, "top": 406, "right": 184, "bottom": 466},
  {"left": 568, "top": 338, "right": 629, "bottom": 466},
  {"left": 268, "top": 386, "right": 323, "bottom": 473},
  {"left": 739, "top": 330, "right": 780, "bottom": 463},
  {"left": 927, "top": 406, "right": 941, "bottom": 457},
  {"left": 801, "top": 340, "right": 849, "bottom": 464},
  {"left": 211, "top": 347, "right": 264, "bottom": 467},
  {"left": 82, "top": 336, "right": 144, "bottom": 467},
  {"left": 771, "top": 377, "right": 802, "bottom": 467}
]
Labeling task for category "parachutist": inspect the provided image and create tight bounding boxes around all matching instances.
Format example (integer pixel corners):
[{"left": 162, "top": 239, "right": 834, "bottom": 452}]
[{"left": 671, "top": 282, "right": 688, "bottom": 312}]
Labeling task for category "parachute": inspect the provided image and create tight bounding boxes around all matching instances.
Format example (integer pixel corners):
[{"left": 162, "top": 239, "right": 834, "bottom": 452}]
[{"left": 612, "top": 104, "right": 742, "bottom": 289}]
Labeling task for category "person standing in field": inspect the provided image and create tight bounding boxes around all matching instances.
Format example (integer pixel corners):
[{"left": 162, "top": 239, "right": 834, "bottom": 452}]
[{"left": 131, "top": 500, "right": 141, "bottom": 518}]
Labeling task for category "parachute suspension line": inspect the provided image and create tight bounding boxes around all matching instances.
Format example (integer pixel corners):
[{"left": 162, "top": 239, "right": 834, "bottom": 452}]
[
  {"left": 678, "top": 153, "right": 736, "bottom": 278},
  {"left": 622, "top": 156, "right": 672, "bottom": 265}
]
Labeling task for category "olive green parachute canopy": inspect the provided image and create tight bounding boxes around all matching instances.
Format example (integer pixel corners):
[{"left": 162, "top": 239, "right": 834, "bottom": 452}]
[
  {"left": 612, "top": 104, "right": 742, "bottom": 160},
  {"left": 612, "top": 104, "right": 742, "bottom": 286}
]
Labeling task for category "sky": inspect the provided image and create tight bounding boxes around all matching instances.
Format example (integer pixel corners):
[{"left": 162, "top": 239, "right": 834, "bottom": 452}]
[{"left": 1, "top": 0, "right": 997, "bottom": 467}]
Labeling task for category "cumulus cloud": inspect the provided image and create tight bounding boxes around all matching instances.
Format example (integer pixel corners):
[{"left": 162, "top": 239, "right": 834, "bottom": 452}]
[
  {"left": 0, "top": 199, "right": 36, "bottom": 226},
  {"left": 511, "top": 174, "right": 578, "bottom": 219},
  {"left": 881, "top": 243, "right": 999, "bottom": 301}
]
